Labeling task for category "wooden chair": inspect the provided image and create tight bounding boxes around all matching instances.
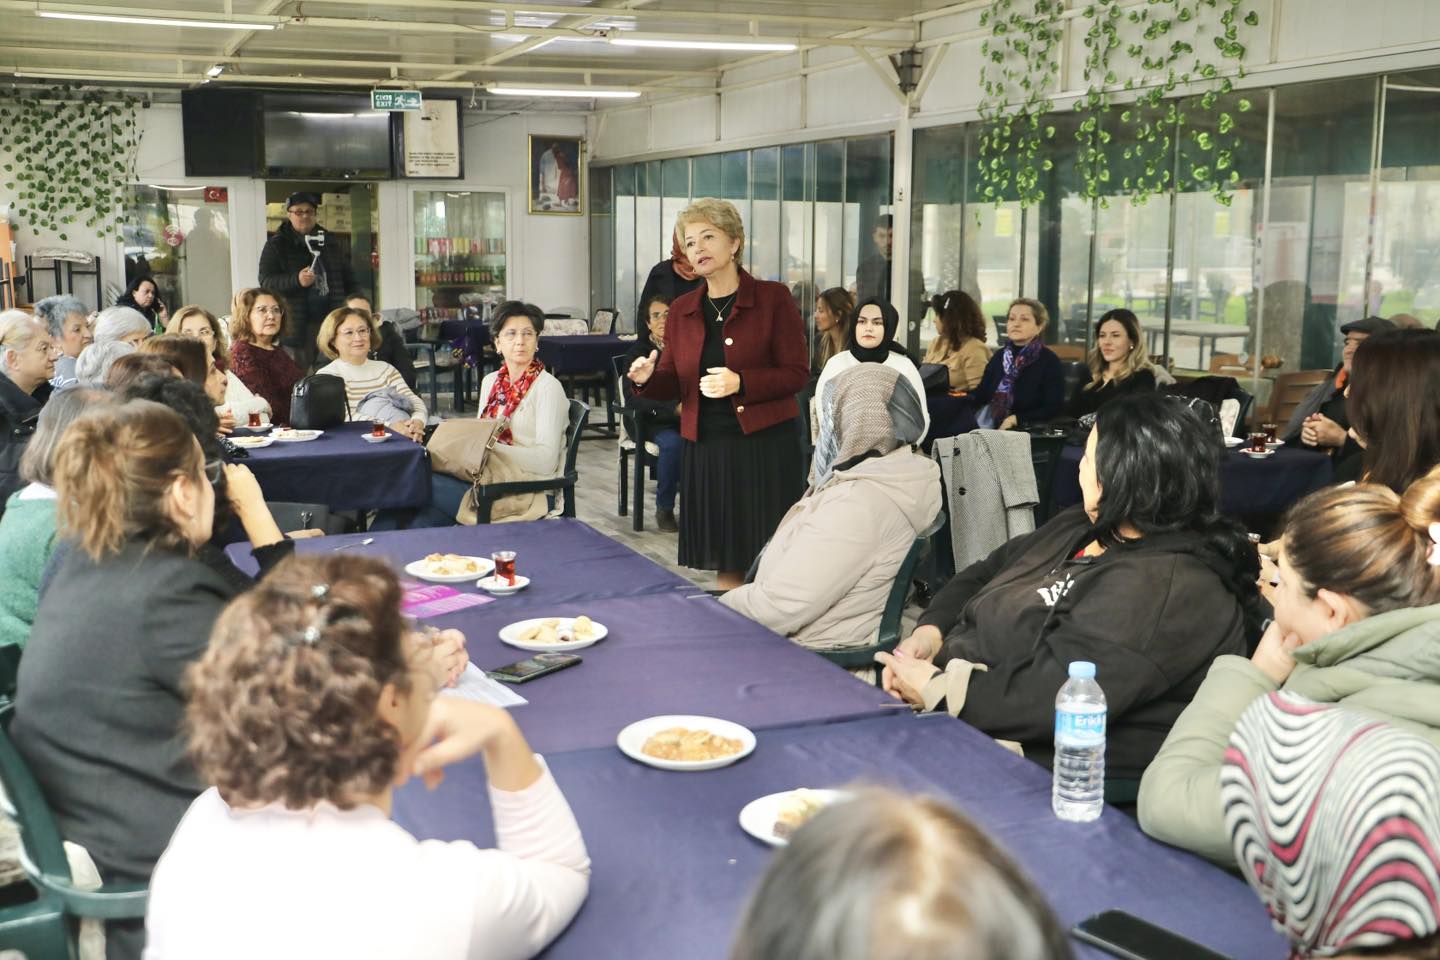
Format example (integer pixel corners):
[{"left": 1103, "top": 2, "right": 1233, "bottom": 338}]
[
  {"left": 1051, "top": 343, "right": 1087, "bottom": 362},
  {"left": 1208, "top": 352, "right": 1248, "bottom": 376},
  {"left": 1268, "top": 369, "right": 1332, "bottom": 427},
  {"left": 468, "top": 400, "right": 588, "bottom": 523}
]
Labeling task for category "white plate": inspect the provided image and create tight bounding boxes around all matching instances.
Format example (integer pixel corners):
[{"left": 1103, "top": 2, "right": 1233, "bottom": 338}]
[
  {"left": 739, "top": 789, "right": 853, "bottom": 847},
  {"left": 616, "top": 715, "right": 756, "bottom": 772},
  {"left": 478, "top": 575, "right": 530, "bottom": 595},
  {"left": 499, "top": 615, "right": 606, "bottom": 651},
  {"left": 1223, "top": 436, "right": 1244, "bottom": 448},
  {"left": 272, "top": 429, "right": 322, "bottom": 443},
  {"left": 229, "top": 435, "right": 274, "bottom": 449},
  {"left": 1242, "top": 449, "right": 1275, "bottom": 459},
  {"left": 403, "top": 556, "right": 494, "bottom": 583},
  {"left": 1266, "top": 439, "right": 1285, "bottom": 449},
  {"left": 362, "top": 432, "right": 391, "bottom": 444}
]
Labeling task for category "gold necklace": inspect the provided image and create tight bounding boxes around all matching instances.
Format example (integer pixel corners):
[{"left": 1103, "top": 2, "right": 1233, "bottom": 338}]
[{"left": 707, "top": 292, "right": 737, "bottom": 324}]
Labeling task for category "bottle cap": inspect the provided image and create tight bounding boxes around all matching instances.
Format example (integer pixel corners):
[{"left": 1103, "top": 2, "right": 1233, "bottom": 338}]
[{"left": 1068, "top": 661, "right": 1096, "bottom": 680}]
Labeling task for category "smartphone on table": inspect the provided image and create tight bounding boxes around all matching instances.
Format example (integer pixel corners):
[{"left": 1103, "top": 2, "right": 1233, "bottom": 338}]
[
  {"left": 1072, "top": 910, "right": 1228, "bottom": 960},
  {"left": 487, "top": 652, "right": 581, "bottom": 684}
]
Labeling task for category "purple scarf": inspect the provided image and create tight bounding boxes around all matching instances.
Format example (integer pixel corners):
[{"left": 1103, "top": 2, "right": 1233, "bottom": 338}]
[{"left": 987, "top": 338, "right": 1043, "bottom": 424}]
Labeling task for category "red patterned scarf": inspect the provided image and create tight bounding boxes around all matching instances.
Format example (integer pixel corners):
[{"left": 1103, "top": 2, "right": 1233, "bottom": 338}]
[{"left": 481, "top": 360, "right": 545, "bottom": 445}]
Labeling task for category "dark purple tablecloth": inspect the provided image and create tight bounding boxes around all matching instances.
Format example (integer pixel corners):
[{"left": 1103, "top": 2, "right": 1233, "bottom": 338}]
[
  {"left": 225, "top": 520, "right": 903, "bottom": 753},
  {"left": 1053, "top": 442, "right": 1334, "bottom": 516},
  {"left": 393, "top": 712, "right": 1286, "bottom": 960},
  {"left": 924, "top": 392, "right": 979, "bottom": 444},
  {"left": 538, "top": 335, "right": 629, "bottom": 375},
  {"left": 236, "top": 422, "right": 431, "bottom": 511}
]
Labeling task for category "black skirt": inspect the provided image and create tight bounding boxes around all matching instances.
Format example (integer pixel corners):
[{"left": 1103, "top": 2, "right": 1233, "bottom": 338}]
[{"left": 678, "top": 419, "right": 805, "bottom": 573}]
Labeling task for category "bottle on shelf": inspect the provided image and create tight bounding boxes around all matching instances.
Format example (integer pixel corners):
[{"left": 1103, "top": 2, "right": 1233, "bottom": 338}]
[{"left": 1053, "top": 660, "right": 1106, "bottom": 823}]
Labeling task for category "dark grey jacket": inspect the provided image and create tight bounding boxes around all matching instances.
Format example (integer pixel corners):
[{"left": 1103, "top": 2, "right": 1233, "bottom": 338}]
[
  {"left": 0, "top": 375, "right": 49, "bottom": 520},
  {"left": 257, "top": 220, "right": 355, "bottom": 340}
]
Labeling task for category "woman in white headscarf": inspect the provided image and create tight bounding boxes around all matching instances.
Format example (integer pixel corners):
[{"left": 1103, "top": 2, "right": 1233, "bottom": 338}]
[{"left": 722, "top": 364, "right": 940, "bottom": 658}]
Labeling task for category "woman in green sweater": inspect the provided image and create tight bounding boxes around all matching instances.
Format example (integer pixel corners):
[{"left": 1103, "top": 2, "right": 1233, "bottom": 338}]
[
  {"left": 1137, "top": 465, "right": 1440, "bottom": 864},
  {"left": 0, "top": 387, "right": 115, "bottom": 652}
]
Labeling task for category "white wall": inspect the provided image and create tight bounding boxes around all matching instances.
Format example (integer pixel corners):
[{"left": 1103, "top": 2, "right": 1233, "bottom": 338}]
[
  {"left": 587, "top": 0, "right": 1440, "bottom": 162},
  {"left": 1, "top": 101, "right": 588, "bottom": 314}
]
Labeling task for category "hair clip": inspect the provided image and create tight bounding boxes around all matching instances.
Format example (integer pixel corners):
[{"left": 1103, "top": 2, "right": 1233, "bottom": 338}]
[
  {"left": 310, "top": 584, "right": 330, "bottom": 599},
  {"left": 1428, "top": 523, "right": 1440, "bottom": 568}
]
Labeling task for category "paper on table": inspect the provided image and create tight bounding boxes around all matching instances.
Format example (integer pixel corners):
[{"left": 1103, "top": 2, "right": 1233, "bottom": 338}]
[{"left": 440, "top": 663, "right": 528, "bottom": 708}]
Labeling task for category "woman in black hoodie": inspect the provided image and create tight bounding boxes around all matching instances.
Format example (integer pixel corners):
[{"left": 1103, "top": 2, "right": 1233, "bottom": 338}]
[{"left": 878, "top": 394, "right": 1260, "bottom": 785}]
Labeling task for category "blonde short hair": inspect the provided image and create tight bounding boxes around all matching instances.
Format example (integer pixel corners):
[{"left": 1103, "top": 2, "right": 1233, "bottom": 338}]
[
  {"left": 317, "top": 307, "right": 378, "bottom": 361},
  {"left": 676, "top": 198, "right": 745, "bottom": 261},
  {"left": 167, "top": 304, "right": 228, "bottom": 366},
  {"left": 1008, "top": 297, "right": 1050, "bottom": 331}
]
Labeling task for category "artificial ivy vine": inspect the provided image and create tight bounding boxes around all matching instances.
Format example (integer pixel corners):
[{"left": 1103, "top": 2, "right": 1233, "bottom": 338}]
[
  {"left": 0, "top": 84, "right": 142, "bottom": 241},
  {"left": 979, "top": 0, "right": 1261, "bottom": 208}
]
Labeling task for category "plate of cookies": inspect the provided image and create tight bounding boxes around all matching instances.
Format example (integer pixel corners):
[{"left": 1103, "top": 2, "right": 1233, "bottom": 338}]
[
  {"left": 739, "top": 788, "right": 852, "bottom": 846},
  {"left": 498, "top": 615, "right": 607, "bottom": 651},
  {"left": 616, "top": 715, "right": 756, "bottom": 771},
  {"left": 404, "top": 553, "right": 495, "bottom": 583}
]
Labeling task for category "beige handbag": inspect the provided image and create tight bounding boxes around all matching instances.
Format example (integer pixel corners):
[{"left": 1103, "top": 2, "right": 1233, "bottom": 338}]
[{"left": 425, "top": 418, "right": 505, "bottom": 483}]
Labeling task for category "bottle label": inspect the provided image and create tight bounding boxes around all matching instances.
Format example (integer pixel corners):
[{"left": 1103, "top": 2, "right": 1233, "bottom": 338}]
[{"left": 1055, "top": 707, "right": 1106, "bottom": 746}]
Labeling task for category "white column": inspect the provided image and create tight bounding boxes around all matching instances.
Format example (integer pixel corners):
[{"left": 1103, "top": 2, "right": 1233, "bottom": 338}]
[{"left": 890, "top": 99, "right": 916, "bottom": 336}]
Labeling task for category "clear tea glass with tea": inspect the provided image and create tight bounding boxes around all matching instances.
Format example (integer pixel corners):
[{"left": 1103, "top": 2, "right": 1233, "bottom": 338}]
[
  {"left": 248, "top": 411, "right": 263, "bottom": 428},
  {"left": 1261, "top": 422, "right": 1278, "bottom": 443},
  {"left": 1248, "top": 432, "right": 1269, "bottom": 453},
  {"left": 371, "top": 420, "right": 387, "bottom": 438},
  {"left": 492, "top": 551, "right": 517, "bottom": 586}
]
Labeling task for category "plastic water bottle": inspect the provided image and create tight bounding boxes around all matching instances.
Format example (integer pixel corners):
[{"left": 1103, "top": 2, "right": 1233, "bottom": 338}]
[{"left": 1053, "top": 660, "right": 1106, "bottom": 822}]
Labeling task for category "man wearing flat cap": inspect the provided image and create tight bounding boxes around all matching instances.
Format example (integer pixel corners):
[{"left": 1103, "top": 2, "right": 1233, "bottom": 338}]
[
  {"left": 258, "top": 191, "right": 355, "bottom": 370},
  {"left": 1281, "top": 315, "right": 1395, "bottom": 453}
]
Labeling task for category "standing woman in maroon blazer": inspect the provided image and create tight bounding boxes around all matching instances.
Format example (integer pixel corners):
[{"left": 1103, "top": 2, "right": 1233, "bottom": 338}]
[{"left": 629, "top": 199, "right": 810, "bottom": 589}]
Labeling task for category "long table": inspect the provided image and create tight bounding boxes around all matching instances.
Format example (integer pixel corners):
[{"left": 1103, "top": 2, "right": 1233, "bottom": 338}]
[
  {"left": 234, "top": 422, "right": 432, "bottom": 511},
  {"left": 228, "top": 519, "right": 1286, "bottom": 958}
]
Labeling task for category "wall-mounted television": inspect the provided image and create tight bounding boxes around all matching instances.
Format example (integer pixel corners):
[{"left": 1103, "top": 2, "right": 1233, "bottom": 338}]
[{"left": 260, "top": 92, "right": 396, "bottom": 179}]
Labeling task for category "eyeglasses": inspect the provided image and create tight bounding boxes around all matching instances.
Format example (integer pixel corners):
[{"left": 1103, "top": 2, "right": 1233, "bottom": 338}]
[
  {"left": 203, "top": 460, "right": 224, "bottom": 484},
  {"left": 499, "top": 329, "right": 538, "bottom": 343},
  {"left": 253, "top": 306, "right": 284, "bottom": 317}
]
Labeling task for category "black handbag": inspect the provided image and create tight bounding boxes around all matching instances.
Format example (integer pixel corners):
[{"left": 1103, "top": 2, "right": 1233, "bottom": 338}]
[
  {"left": 289, "top": 374, "right": 350, "bottom": 430},
  {"left": 918, "top": 362, "right": 950, "bottom": 394}
]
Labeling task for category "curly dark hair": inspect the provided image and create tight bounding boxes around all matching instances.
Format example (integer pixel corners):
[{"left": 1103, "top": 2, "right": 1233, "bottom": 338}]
[
  {"left": 930, "top": 289, "right": 987, "bottom": 347},
  {"left": 186, "top": 554, "right": 416, "bottom": 810},
  {"left": 488, "top": 300, "right": 546, "bottom": 341}
]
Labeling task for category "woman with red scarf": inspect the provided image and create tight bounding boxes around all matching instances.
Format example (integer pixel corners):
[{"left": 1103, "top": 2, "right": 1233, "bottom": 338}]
[{"left": 377, "top": 301, "right": 567, "bottom": 528}]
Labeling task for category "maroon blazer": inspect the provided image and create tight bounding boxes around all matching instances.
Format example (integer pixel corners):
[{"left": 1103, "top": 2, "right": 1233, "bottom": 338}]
[{"left": 636, "top": 269, "right": 809, "bottom": 441}]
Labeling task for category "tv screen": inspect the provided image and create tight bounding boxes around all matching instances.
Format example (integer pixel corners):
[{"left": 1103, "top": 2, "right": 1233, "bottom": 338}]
[
  {"left": 182, "top": 89, "right": 262, "bottom": 176},
  {"left": 261, "top": 93, "right": 395, "bottom": 179}
]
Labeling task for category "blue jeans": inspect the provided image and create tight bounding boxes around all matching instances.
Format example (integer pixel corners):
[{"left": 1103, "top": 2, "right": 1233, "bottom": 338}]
[
  {"left": 370, "top": 473, "right": 470, "bottom": 530},
  {"left": 653, "top": 428, "right": 682, "bottom": 511}
]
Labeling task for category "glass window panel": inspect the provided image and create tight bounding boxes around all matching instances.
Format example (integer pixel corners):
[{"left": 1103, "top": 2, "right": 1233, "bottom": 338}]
[
  {"left": 845, "top": 136, "right": 893, "bottom": 306},
  {"left": 590, "top": 167, "right": 614, "bottom": 313},
  {"left": 781, "top": 143, "right": 815, "bottom": 342},
  {"left": 1267, "top": 79, "right": 1377, "bottom": 372},
  {"left": 692, "top": 154, "right": 721, "bottom": 198},
  {"left": 910, "top": 126, "right": 967, "bottom": 354},
  {"left": 1375, "top": 70, "right": 1440, "bottom": 326},
  {"left": 123, "top": 185, "right": 234, "bottom": 319},
  {"left": 749, "top": 148, "right": 781, "bottom": 282},
  {"left": 965, "top": 126, "right": 1024, "bottom": 341},
  {"left": 721, "top": 151, "right": 749, "bottom": 201},
  {"left": 613, "top": 164, "right": 637, "bottom": 333},
  {"left": 814, "top": 141, "right": 846, "bottom": 295}
]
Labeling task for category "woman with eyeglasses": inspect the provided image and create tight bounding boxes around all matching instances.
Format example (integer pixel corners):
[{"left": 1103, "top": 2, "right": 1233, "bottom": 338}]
[
  {"left": 315, "top": 306, "right": 427, "bottom": 443},
  {"left": 0, "top": 310, "right": 61, "bottom": 515},
  {"left": 228, "top": 287, "right": 304, "bottom": 426},
  {"left": 168, "top": 304, "right": 272, "bottom": 426},
  {"left": 10, "top": 398, "right": 295, "bottom": 960},
  {"left": 344, "top": 293, "right": 418, "bottom": 391}
]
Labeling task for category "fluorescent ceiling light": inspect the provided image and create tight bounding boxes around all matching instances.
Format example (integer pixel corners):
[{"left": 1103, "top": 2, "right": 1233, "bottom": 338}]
[
  {"left": 609, "top": 37, "right": 796, "bottom": 51},
  {"left": 206, "top": 64, "right": 224, "bottom": 77},
  {"left": 37, "top": 10, "right": 277, "bottom": 30},
  {"left": 492, "top": 33, "right": 602, "bottom": 43},
  {"left": 487, "top": 85, "right": 639, "bottom": 99}
]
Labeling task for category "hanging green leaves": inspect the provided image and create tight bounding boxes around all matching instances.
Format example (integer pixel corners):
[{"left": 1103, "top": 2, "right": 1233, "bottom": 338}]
[
  {"left": 977, "top": 0, "right": 1261, "bottom": 208},
  {"left": 0, "top": 84, "right": 141, "bottom": 242}
]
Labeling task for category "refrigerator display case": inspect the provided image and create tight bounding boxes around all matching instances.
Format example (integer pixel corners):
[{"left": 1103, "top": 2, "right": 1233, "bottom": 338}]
[{"left": 413, "top": 190, "right": 507, "bottom": 323}]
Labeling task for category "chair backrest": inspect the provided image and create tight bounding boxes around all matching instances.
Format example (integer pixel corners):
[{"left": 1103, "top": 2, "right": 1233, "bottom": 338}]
[
  {"left": 1061, "top": 360, "right": 1089, "bottom": 409},
  {"left": 563, "top": 399, "right": 589, "bottom": 476},
  {"left": 609, "top": 354, "right": 643, "bottom": 445},
  {"left": 1051, "top": 343, "right": 1087, "bottom": 362},
  {"left": 876, "top": 536, "right": 929, "bottom": 648},
  {"left": 0, "top": 644, "right": 18, "bottom": 702},
  {"left": 591, "top": 308, "right": 617, "bottom": 335},
  {"left": 1268, "top": 369, "right": 1331, "bottom": 425},
  {"left": 0, "top": 722, "right": 72, "bottom": 882}
]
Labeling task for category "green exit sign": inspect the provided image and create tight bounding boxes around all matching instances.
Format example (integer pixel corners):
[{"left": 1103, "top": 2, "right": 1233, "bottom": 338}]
[{"left": 371, "top": 90, "right": 423, "bottom": 111}]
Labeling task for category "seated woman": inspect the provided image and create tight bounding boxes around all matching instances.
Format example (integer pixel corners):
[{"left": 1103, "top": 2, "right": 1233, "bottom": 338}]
[
  {"left": 813, "top": 299, "right": 930, "bottom": 444},
  {"left": 115, "top": 274, "right": 167, "bottom": 331},
  {"left": 0, "top": 311, "right": 59, "bottom": 512},
  {"left": 314, "top": 306, "right": 427, "bottom": 442},
  {"left": 877, "top": 394, "right": 1260, "bottom": 784},
  {"left": 730, "top": 787, "right": 1070, "bottom": 960},
  {"left": 1065, "top": 309, "right": 1156, "bottom": 420},
  {"left": 0, "top": 388, "right": 114, "bottom": 653},
  {"left": 811, "top": 287, "right": 854, "bottom": 376},
  {"left": 75, "top": 339, "right": 135, "bottom": 387},
  {"left": 168, "top": 304, "right": 271, "bottom": 425},
  {"left": 228, "top": 287, "right": 304, "bottom": 426},
  {"left": 1341, "top": 327, "right": 1440, "bottom": 490},
  {"left": 968, "top": 298, "right": 1065, "bottom": 430},
  {"left": 1137, "top": 467, "right": 1440, "bottom": 864},
  {"left": 1223, "top": 693, "right": 1440, "bottom": 960},
  {"left": 345, "top": 292, "right": 418, "bottom": 391},
  {"left": 105, "top": 352, "right": 179, "bottom": 392},
  {"left": 723, "top": 366, "right": 940, "bottom": 661},
  {"left": 35, "top": 294, "right": 91, "bottom": 390},
  {"left": 923, "top": 290, "right": 992, "bottom": 391},
  {"left": 146, "top": 554, "right": 588, "bottom": 959},
  {"left": 625, "top": 294, "right": 683, "bottom": 532},
  {"left": 139, "top": 333, "right": 209, "bottom": 387},
  {"left": 10, "top": 399, "right": 290, "bottom": 959},
  {"left": 91, "top": 305, "right": 151, "bottom": 348}
]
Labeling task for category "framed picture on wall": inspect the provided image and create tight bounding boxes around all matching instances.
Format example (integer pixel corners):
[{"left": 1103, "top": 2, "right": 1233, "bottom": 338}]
[{"left": 528, "top": 135, "right": 583, "bottom": 215}]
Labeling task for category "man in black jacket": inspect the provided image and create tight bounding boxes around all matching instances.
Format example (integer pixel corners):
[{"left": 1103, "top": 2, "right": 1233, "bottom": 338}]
[{"left": 258, "top": 192, "right": 354, "bottom": 370}]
